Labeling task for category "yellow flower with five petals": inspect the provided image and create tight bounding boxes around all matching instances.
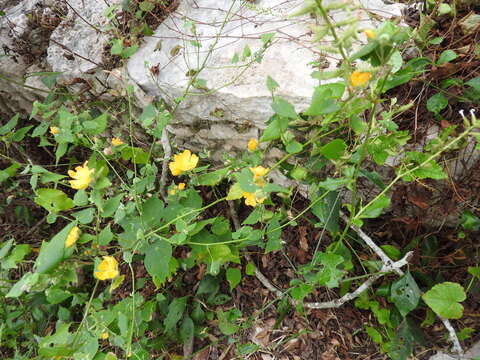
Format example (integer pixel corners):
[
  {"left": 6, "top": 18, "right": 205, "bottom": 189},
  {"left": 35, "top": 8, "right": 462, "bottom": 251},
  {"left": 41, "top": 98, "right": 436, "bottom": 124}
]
[
  {"left": 111, "top": 137, "right": 124, "bottom": 146},
  {"left": 68, "top": 161, "right": 95, "bottom": 190},
  {"left": 242, "top": 191, "right": 266, "bottom": 207},
  {"left": 65, "top": 226, "right": 81, "bottom": 248},
  {"left": 350, "top": 71, "right": 371, "bottom": 87},
  {"left": 169, "top": 150, "right": 199, "bottom": 176},
  {"left": 247, "top": 138, "right": 258, "bottom": 152},
  {"left": 94, "top": 256, "right": 119, "bottom": 280},
  {"left": 50, "top": 126, "right": 59, "bottom": 135},
  {"left": 364, "top": 29, "right": 376, "bottom": 39}
]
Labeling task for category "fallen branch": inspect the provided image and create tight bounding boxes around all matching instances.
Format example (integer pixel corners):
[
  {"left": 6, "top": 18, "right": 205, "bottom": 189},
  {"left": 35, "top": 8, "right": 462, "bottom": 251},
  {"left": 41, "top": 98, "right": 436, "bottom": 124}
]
[
  {"left": 304, "top": 252, "right": 412, "bottom": 309},
  {"left": 342, "top": 212, "right": 464, "bottom": 358}
]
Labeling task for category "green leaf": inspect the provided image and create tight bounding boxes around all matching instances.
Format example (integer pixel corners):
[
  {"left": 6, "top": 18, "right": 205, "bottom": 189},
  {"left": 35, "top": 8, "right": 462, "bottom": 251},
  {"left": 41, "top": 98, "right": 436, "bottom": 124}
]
[
  {"left": 139, "top": 1, "right": 155, "bottom": 12},
  {"left": 0, "top": 162, "right": 21, "bottom": 183},
  {"left": 82, "top": 113, "right": 108, "bottom": 135},
  {"left": 218, "top": 309, "right": 241, "bottom": 335},
  {"left": 380, "top": 245, "right": 401, "bottom": 260},
  {"left": 144, "top": 239, "right": 172, "bottom": 284},
  {"left": 320, "top": 139, "right": 347, "bottom": 160},
  {"left": 271, "top": 97, "right": 297, "bottom": 119},
  {"left": 2, "top": 244, "right": 31, "bottom": 269},
  {"left": 422, "top": 282, "right": 466, "bottom": 319},
  {"left": 34, "top": 188, "right": 74, "bottom": 213},
  {"left": 465, "top": 76, "right": 480, "bottom": 92},
  {"left": 266, "top": 76, "right": 279, "bottom": 92},
  {"left": 265, "top": 216, "right": 282, "bottom": 253},
  {"left": 226, "top": 183, "right": 243, "bottom": 200},
  {"left": 0, "top": 239, "right": 14, "bottom": 260},
  {"left": 388, "top": 318, "right": 425, "bottom": 360},
  {"left": 468, "top": 266, "right": 480, "bottom": 278},
  {"left": 111, "top": 38, "right": 123, "bottom": 55},
  {"left": 102, "top": 194, "right": 124, "bottom": 218},
  {"left": 139, "top": 103, "right": 157, "bottom": 127},
  {"left": 197, "top": 168, "right": 229, "bottom": 186},
  {"left": 180, "top": 316, "right": 194, "bottom": 344},
  {"left": 98, "top": 225, "right": 114, "bottom": 246},
  {"left": 164, "top": 296, "right": 187, "bottom": 333},
  {"left": 402, "top": 152, "right": 447, "bottom": 180},
  {"left": 426, "top": 93, "right": 448, "bottom": 114},
  {"left": 365, "top": 326, "right": 383, "bottom": 344},
  {"left": 286, "top": 140, "right": 303, "bottom": 154},
  {"left": 315, "top": 252, "right": 344, "bottom": 288},
  {"left": 121, "top": 146, "right": 149, "bottom": 164},
  {"left": 317, "top": 177, "right": 349, "bottom": 191},
  {"left": 72, "top": 208, "right": 95, "bottom": 224},
  {"left": 46, "top": 288, "right": 72, "bottom": 304},
  {"left": 35, "top": 222, "right": 76, "bottom": 274},
  {"left": 391, "top": 272, "right": 421, "bottom": 317},
  {"left": 226, "top": 267, "right": 241, "bottom": 290},
  {"left": 6, "top": 272, "right": 39, "bottom": 298},
  {"left": 437, "top": 50, "right": 458, "bottom": 65},
  {"left": 260, "top": 115, "right": 289, "bottom": 142},
  {"left": 0, "top": 114, "right": 19, "bottom": 135},
  {"left": 311, "top": 190, "right": 340, "bottom": 233},
  {"left": 359, "top": 195, "right": 390, "bottom": 219}
]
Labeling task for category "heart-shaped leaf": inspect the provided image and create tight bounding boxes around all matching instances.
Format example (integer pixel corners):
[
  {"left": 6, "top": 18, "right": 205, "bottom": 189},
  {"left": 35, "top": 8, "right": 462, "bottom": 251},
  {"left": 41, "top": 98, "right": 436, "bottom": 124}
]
[{"left": 422, "top": 282, "right": 466, "bottom": 319}]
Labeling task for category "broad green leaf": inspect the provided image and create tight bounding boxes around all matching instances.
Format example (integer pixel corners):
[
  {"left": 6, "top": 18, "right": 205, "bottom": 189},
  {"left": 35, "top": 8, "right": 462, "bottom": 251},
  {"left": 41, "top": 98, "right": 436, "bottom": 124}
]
[
  {"left": 402, "top": 152, "right": 446, "bottom": 180},
  {"left": 315, "top": 252, "right": 344, "bottom": 288},
  {"left": 6, "top": 272, "right": 39, "bottom": 298},
  {"left": 468, "top": 266, "right": 480, "bottom": 278},
  {"left": 237, "top": 168, "right": 256, "bottom": 192},
  {"left": 98, "top": 224, "right": 114, "bottom": 246},
  {"left": 391, "top": 272, "right": 421, "bottom": 317},
  {"left": 271, "top": 97, "right": 297, "bottom": 119},
  {"left": 121, "top": 146, "right": 149, "bottom": 164},
  {"left": 365, "top": 326, "right": 383, "bottom": 344},
  {"left": 139, "top": 1, "right": 155, "bottom": 12},
  {"left": 102, "top": 194, "right": 124, "bottom": 218},
  {"left": 46, "top": 288, "right": 72, "bottom": 304},
  {"left": 218, "top": 309, "right": 241, "bottom": 335},
  {"left": 82, "top": 113, "right": 108, "bottom": 135},
  {"left": 311, "top": 190, "right": 340, "bottom": 233},
  {"left": 35, "top": 222, "right": 76, "bottom": 274},
  {"left": 286, "top": 140, "right": 303, "bottom": 154},
  {"left": 0, "top": 114, "right": 19, "bottom": 135},
  {"left": 266, "top": 75, "right": 279, "bottom": 92},
  {"left": 72, "top": 208, "right": 95, "bottom": 224},
  {"left": 197, "top": 168, "right": 229, "bottom": 186},
  {"left": 35, "top": 188, "right": 74, "bottom": 213},
  {"left": 265, "top": 216, "right": 282, "bottom": 253},
  {"left": 2, "top": 244, "right": 31, "bottom": 269},
  {"left": 144, "top": 239, "right": 172, "bottom": 284},
  {"left": 426, "top": 93, "right": 448, "bottom": 114},
  {"left": 180, "top": 316, "right": 194, "bottom": 344},
  {"left": 422, "top": 282, "right": 466, "bottom": 319},
  {"left": 139, "top": 103, "right": 157, "bottom": 127},
  {"left": 380, "top": 245, "right": 401, "bottom": 260},
  {"left": 260, "top": 115, "right": 289, "bottom": 142},
  {"left": 320, "top": 139, "right": 347, "bottom": 160},
  {"left": 0, "top": 239, "right": 14, "bottom": 260},
  {"left": 164, "top": 296, "right": 187, "bottom": 333},
  {"left": 226, "top": 267, "right": 241, "bottom": 290},
  {"left": 226, "top": 183, "right": 243, "bottom": 200},
  {"left": 388, "top": 318, "right": 425, "bottom": 360},
  {"left": 437, "top": 50, "right": 458, "bottom": 65},
  {"left": 317, "top": 177, "right": 349, "bottom": 191},
  {"left": 0, "top": 162, "right": 21, "bottom": 183},
  {"left": 359, "top": 195, "right": 390, "bottom": 219}
]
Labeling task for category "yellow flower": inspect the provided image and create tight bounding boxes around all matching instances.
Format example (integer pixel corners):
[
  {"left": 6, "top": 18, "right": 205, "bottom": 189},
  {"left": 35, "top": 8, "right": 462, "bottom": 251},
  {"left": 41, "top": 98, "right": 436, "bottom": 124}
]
[
  {"left": 100, "top": 332, "right": 109, "bottom": 340},
  {"left": 169, "top": 150, "right": 199, "bottom": 176},
  {"left": 50, "top": 126, "right": 59, "bottom": 135},
  {"left": 65, "top": 226, "right": 80, "bottom": 248},
  {"left": 250, "top": 166, "right": 268, "bottom": 180},
  {"left": 68, "top": 161, "right": 95, "bottom": 190},
  {"left": 169, "top": 182, "right": 186, "bottom": 195},
  {"left": 95, "top": 256, "right": 119, "bottom": 280},
  {"left": 242, "top": 191, "right": 266, "bottom": 207},
  {"left": 247, "top": 138, "right": 258, "bottom": 152},
  {"left": 364, "top": 29, "right": 376, "bottom": 39},
  {"left": 111, "top": 137, "right": 124, "bottom": 146},
  {"left": 350, "top": 71, "right": 371, "bottom": 87}
]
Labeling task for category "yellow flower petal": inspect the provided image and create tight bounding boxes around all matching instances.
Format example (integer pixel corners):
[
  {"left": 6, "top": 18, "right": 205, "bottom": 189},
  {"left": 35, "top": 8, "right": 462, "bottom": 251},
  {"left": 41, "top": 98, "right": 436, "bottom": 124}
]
[
  {"left": 350, "top": 71, "right": 371, "bottom": 87},
  {"left": 364, "top": 29, "right": 376, "bottom": 39},
  {"left": 65, "top": 226, "right": 81, "bottom": 248},
  {"left": 242, "top": 191, "right": 266, "bottom": 207},
  {"left": 249, "top": 166, "right": 269, "bottom": 179},
  {"left": 247, "top": 138, "right": 258, "bottom": 152},
  {"left": 68, "top": 161, "right": 95, "bottom": 190},
  {"left": 50, "top": 126, "right": 59, "bottom": 135},
  {"left": 95, "top": 256, "right": 119, "bottom": 280},
  {"left": 169, "top": 150, "right": 199, "bottom": 176},
  {"left": 100, "top": 332, "right": 109, "bottom": 340},
  {"left": 178, "top": 182, "right": 186, "bottom": 190},
  {"left": 111, "top": 137, "right": 124, "bottom": 146}
]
